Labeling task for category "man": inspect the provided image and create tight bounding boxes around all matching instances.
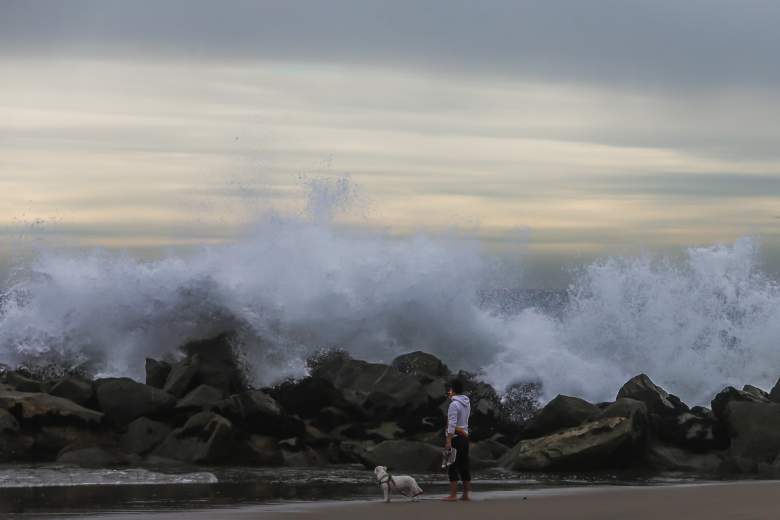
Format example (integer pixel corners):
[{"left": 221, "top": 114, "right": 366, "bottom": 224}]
[{"left": 443, "top": 378, "right": 471, "bottom": 501}]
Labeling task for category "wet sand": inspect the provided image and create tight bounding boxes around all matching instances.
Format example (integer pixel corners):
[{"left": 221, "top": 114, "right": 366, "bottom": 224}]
[{"left": 25, "top": 481, "right": 780, "bottom": 519}]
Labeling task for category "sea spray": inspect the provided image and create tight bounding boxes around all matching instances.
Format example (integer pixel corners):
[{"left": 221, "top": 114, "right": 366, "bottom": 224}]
[{"left": 2, "top": 181, "right": 780, "bottom": 405}]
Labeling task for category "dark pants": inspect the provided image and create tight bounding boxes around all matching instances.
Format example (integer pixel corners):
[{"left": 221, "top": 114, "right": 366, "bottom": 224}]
[{"left": 448, "top": 435, "right": 471, "bottom": 482}]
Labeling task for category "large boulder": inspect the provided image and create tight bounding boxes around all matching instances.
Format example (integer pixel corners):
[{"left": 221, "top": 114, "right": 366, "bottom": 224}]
[
  {"left": 616, "top": 374, "right": 687, "bottom": 416},
  {"left": 269, "top": 377, "right": 352, "bottom": 419},
  {"left": 4, "top": 372, "right": 43, "bottom": 393},
  {"left": 121, "top": 417, "right": 171, "bottom": 455},
  {"left": 711, "top": 386, "right": 769, "bottom": 422},
  {"left": 57, "top": 446, "right": 130, "bottom": 467},
  {"left": 0, "top": 389, "right": 103, "bottom": 426},
  {"left": 145, "top": 359, "right": 172, "bottom": 389},
  {"left": 153, "top": 412, "right": 234, "bottom": 464},
  {"left": 362, "top": 440, "right": 442, "bottom": 472},
  {"left": 646, "top": 442, "right": 724, "bottom": 473},
  {"left": 162, "top": 357, "right": 200, "bottom": 398},
  {"left": 243, "top": 435, "right": 283, "bottom": 466},
  {"left": 391, "top": 351, "right": 450, "bottom": 383},
  {"left": 500, "top": 416, "right": 642, "bottom": 471},
  {"left": 721, "top": 401, "right": 780, "bottom": 464},
  {"left": 48, "top": 377, "right": 93, "bottom": 407},
  {"left": 0, "top": 409, "right": 19, "bottom": 434},
  {"left": 95, "top": 378, "right": 175, "bottom": 426},
  {"left": 175, "top": 385, "right": 225, "bottom": 412},
  {"left": 654, "top": 408, "right": 728, "bottom": 452},
  {"left": 523, "top": 395, "right": 601, "bottom": 438},
  {"left": 179, "top": 334, "right": 245, "bottom": 395},
  {"left": 470, "top": 438, "right": 510, "bottom": 461},
  {"left": 0, "top": 432, "right": 34, "bottom": 462},
  {"left": 215, "top": 390, "right": 304, "bottom": 438}
]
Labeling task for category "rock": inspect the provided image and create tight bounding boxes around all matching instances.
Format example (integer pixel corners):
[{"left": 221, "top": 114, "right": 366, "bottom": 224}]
[
  {"left": 179, "top": 334, "right": 245, "bottom": 395},
  {"left": 391, "top": 351, "right": 450, "bottom": 382},
  {"left": 311, "top": 406, "right": 352, "bottom": 431},
  {"left": 769, "top": 378, "right": 780, "bottom": 403},
  {"left": 121, "top": 417, "right": 172, "bottom": 455},
  {"left": 153, "top": 412, "right": 234, "bottom": 464},
  {"left": 270, "top": 377, "right": 351, "bottom": 418},
  {"left": 365, "top": 422, "right": 404, "bottom": 442},
  {"left": 0, "top": 389, "right": 103, "bottom": 426},
  {"left": 646, "top": 442, "right": 724, "bottom": 473},
  {"left": 616, "top": 374, "right": 687, "bottom": 416},
  {"left": 145, "top": 359, "right": 171, "bottom": 389},
  {"left": 722, "top": 401, "right": 780, "bottom": 464},
  {"left": 711, "top": 386, "right": 769, "bottom": 423},
  {"left": 243, "top": 435, "right": 283, "bottom": 466},
  {"left": 175, "top": 385, "right": 225, "bottom": 412},
  {"left": 32, "top": 425, "right": 107, "bottom": 459},
  {"left": 0, "top": 433, "right": 34, "bottom": 462},
  {"left": 215, "top": 390, "right": 303, "bottom": 437},
  {"left": 0, "top": 409, "right": 19, "bottom": 434},
  {"left": 95, "top": 378, "right": 175, "bottom": 426},
  {"left": 48, "top": 377, "right": 93, "bottom": 407},
  {"left": 743, "top": 385, "right": 768, "bottom": 400},
  {"left": 599, "top": 398, "right": 649, "bottom": 423},
  {"left": 57, "top": 446, "right": 129, "bottom": 467},
  {"left": 5, "top": 372, "right": 43, "bottom": 393},
  {"left": 362, "top": 440, "right": 442, "bottom": 472},
  {"left": 282, "top": 446, "right": 327, "bottom": 467},
  {"left": 500, "top": 416, "right": 642, "bottom": 471},
  {"left": 523, "top": 395, "right": 601, "bottom": 438},
  {"left": 471, "top": 438, "right": 509, "bottom": 461},
  {"left": 655, "top": 410, "right": 728, "bottom": 452},
  {"left": 163, "top": 357, "right": 200, "bottom": 398}
]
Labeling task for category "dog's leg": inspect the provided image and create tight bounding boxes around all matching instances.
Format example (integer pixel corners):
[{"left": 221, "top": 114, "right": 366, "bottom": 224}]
[{"left": 383, "top": 484, "right": 390, "bottom": 503}]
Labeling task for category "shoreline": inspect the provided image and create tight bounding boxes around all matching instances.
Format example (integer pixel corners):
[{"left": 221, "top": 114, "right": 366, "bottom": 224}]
[{"left": 22, "top": 480, "right": 780, "bottom": 519}]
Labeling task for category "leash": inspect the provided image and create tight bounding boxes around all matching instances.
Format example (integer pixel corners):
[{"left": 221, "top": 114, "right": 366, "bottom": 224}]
[{"left": 377, "top": 473, "right": 421, "bottom": 497}]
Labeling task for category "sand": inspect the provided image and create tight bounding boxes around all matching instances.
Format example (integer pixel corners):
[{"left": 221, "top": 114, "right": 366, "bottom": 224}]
[{"left": 27, "top": 481, "right": 780, "bottom": 519}]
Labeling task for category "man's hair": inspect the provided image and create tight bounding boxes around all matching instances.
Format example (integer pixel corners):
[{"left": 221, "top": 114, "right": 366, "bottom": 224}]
[{"left": 449, "top": 378, "right": 464, "bottom": 394}]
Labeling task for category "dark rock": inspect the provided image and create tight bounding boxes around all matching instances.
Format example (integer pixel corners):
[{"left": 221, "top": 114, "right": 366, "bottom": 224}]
[
  {"left": 365, "top": 421, "right": 404, "bottom": 442},
  {"left": 523, "top": 395, "right": 601, "bottom": 438},
  {"left": 391, "top": 351, "right": 450, "bottom": 382},
  {"left": 0, "top": 409, "right": 20, "bottom": 434},
  {"left": 362, "top": 440, "right": 442, "bottom": 472},
  {"left": 500, "top": 416, "right": 642, "bottom": 471},
  {"left": 179, "top": 334, "right": 245, "bottom": 395},
  {"left": 655, "top": 409, "right": 728, "bottom": 452},
  {"left": 711, "top": 386, "right": 769, "bottom": 423},
  {"left": 163, "top": 357, "right": 200, "bottom": 398},
  {"left": 0, "top": 433, "right": 34, "bottom": 462},
  {"left": 282, "top": 446, "right": 327, "bottom": 467},
  {"left": 743, "top": 385, "right": 768, "bottom": 400},
  {"left": 145, "top": 359, "right": 172, "bottom": 389},
  {"left": 5, "top": 372, "right": 43, "bottom": 393},
  {"left": 243, "top": 435, "right": 283, "bottom": 466},
  {"left": 599, "top": 398, "right": 649, "bottom": 423},
  {"left": 616, "top": 374, "right": 687, "bottom": 416},
  {"left": 57, "top": 446, "right": 129, "bottom": 467},
  {"left": 311, "top": 406, "right": 352, "bottom": 431},
  {"left": 0, "top": 389, "right": 103, "bottom": 426},
  {"left": 215, "top": 390, "right": 304, "bottom": 437},
  {"left": 270, "top": 377, "right": 351, "bottom": 418},
  {"left": 153, "top": 412, "right": 234, "bottom": 464},
  {"left": 48, "top": 377, "right": 93, "bottom": 407},
  {"left": 95, "top": 378, "right": 175, "bottom": 426},
  {"left": 33, "top": 425, "right": 106, "bottom": 459},
  {"left": 646, "top": 442, "right": 724, "bottom": 473},
  {"left": 175, "top": 385, "right": 225, "bottom": 412},
  {"left": 121, "top": 417, "right": 172, "bottom": 455},
  {"left": 769, "top": 377, "right": 780, "bottom": 403},
  {"left": 471, "top": 438, "right": 510, "bottom": 461},
  {"left": 722, "top": 401, "right": 780, "bottom": 464}
]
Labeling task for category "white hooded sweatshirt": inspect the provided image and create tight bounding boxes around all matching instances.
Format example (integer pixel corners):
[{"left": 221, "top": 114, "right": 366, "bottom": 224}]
[{"left": 446, "top": 394, "right": 471, "bottom": 436}]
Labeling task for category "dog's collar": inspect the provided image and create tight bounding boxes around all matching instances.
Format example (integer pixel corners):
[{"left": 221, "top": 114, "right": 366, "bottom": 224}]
[{"left": 377, "top": 474, "right": 392, "bottom": 484}]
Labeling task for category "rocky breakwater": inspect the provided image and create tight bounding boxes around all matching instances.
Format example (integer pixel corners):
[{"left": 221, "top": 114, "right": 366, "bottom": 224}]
[{"left": 5, "top": 336, "right": 780, "bottom": 478}]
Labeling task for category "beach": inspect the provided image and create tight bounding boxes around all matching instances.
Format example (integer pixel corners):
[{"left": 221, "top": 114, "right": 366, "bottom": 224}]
[{"left": 25, "top": 481, "right": 780, "bottom": 520}]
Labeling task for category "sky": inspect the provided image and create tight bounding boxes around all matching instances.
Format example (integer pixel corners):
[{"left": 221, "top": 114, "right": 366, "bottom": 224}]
[{"left": 3, "top": 0, "right": 780, "bottom": 285}]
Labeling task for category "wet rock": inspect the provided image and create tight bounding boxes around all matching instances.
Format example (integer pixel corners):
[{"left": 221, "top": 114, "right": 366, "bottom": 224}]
[
  {"left": 362, "top": 440, "right": 442, "bottom": 472},
  {"left": 5, "top": 372, "right": 43, "bottom": 393},
  {"left": 599, "top": 398, "right": 648, "bottom": 423},
  {"left": 33, "top": 425, "right": 107, "bottom": 459},
  {"left": 769, "top": 377, "right": 780, "bottom": 403},
  {"left": 179, "top": 334, "right": 245, "bottom": 395},
  {"left": 153, "top": 412, "right": 234, "bottom": 464},
  {"left": 365, "top": 422, "right": 404, "bottom": 442},
  {"left": 95, "top": 378, "right": 175, "bottom": 426},
  {"left": 646, "top": 442, "right": 724, "bottom": 473},
  {"left": 311, "top": 406, "right": 352, "bottom": 431},
  {"left": 391, "top": 351, "right": 450, "bottom": 382},
  {"left": 722, "top": 401, "right": 780, "bottom": 464},
  {"left": 215, "top": 390, "right": 304, "bottom": 437},
  {"left": 711, "top": 386, "right": 769, "bottom": 423},
  {"left": 655, "top": 410, "right": 728, "bottom": 452},
  {"left": 501, "top": 416, "right": 642, "bottom": 471},
  {"left": 175, "top": 385, "right": 225, "bottom": 412},
  {"left": 0, "top": 433, "right": 34, "bottom": 462},
  {"left": 523, "top": 395, "right": 601, "bottom": 438},
  {"left": 743, "top": 384, "right": 768, "bottom": 400},
  {"left": 270, "top": 377, "right": 351, "bottom": 419},
  {"left": 57, "top": 446, "right": 130, "bottom": 467},
  {"left": 0, "top": 409, "right": 19, "bottom": 434},
  {"left": 471, "top": 438, "right": 510, "bottom": 461},
  {"left": 282, "top": 446, "right": 328, "bottom": 467},
  {"left": 243, "top": 434, "right": 283, "bottom": 466},
  {"left": 617, "top": 374, "right": 687, "bottom": 416},
  {"left": 145, "top": 359, "right": 172, "bottom": 389},
  {"left": 48, "top": 377, "right": 93, "bottom": 407},
  {"left": 163, "top": 357, "right": 200, "bottom": 398},
  {"left": 121, "top": 417, "right": 172, "bottom": 455},
  {"left": 0, "top": 389, "right": 103, "bottom": 426}
]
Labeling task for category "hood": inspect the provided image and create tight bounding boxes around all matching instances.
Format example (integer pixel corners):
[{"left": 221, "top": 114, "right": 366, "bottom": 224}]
[{"left": 451, "top": 394, "right": 470, "bottom": 409}]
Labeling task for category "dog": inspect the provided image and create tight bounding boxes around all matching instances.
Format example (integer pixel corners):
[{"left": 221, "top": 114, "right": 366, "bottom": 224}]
[{"left": 374, "top": 465, "right": 423, "bottom": 502}]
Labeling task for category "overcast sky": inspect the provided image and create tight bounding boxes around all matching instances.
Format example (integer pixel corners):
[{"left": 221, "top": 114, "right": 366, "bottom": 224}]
[{"left": 3, "top": 0, "right": 780, "bottom": 284}]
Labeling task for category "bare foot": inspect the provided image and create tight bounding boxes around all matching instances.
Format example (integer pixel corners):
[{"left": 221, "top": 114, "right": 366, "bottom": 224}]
[{"left": 442, "top": 496, "right": 458, "bottom": 502}]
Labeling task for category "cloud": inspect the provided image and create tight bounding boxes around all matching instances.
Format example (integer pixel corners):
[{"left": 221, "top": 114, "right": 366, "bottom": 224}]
[{"left": 2, "top": 0, "right": 780, "bottom": 90}]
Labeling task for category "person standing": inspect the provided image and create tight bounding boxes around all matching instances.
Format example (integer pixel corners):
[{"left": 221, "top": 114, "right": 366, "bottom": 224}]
[{"left": 443, "top": 378, "right": 471, "bottom": 501}]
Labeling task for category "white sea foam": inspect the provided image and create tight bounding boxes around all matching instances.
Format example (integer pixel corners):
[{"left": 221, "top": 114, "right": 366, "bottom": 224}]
[{"left": 1, "top": 180, "right": 779, "bottom": 405}]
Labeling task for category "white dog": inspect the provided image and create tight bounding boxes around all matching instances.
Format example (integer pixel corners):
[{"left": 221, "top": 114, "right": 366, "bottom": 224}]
[{"left": 373, "top": 466, "right": 423, "bottom": 502}]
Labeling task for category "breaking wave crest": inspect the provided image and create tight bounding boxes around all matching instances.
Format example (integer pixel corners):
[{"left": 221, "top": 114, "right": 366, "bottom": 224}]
[{"left": 2, "top": 181, "right": 779, "bottom": 405}]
